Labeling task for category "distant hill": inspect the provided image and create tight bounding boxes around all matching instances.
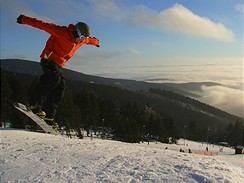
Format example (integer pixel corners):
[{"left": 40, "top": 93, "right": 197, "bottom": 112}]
[{"left": 0, "top": 59, "right": 198, "bottom": 97}]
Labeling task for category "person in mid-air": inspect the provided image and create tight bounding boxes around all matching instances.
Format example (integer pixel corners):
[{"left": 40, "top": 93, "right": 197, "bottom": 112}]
[{"left": 17, "top": 15, "right": 100, "bottom": 127}]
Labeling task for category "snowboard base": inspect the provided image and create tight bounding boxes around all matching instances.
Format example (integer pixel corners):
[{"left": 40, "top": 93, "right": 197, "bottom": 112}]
[{"left": 13, "top": 103, "right": 59, "bottom": 135}]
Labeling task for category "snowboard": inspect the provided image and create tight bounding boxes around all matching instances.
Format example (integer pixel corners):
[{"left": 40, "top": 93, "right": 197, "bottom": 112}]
[{"left": 13, "top": 102, "right": 60, "bottom": 135}]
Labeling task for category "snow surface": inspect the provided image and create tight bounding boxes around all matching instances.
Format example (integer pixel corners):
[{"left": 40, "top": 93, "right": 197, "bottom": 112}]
[{"left": 1, "top": 129, "right": 243, "bottom": 183}]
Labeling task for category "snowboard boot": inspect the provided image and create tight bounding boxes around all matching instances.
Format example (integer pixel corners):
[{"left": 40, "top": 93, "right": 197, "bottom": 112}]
[
  {"left": 35, "top": 111, "right": 46, "bottom": 119},
  {"left": 28, "top": 105, "right": 47, "bottom": 119},
  {"left": 44, "top": 117, "right": 59, "bottom": 129}
]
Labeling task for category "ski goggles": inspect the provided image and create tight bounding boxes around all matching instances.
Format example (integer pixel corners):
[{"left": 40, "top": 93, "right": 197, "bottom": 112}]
[{"left": 74, "top": 24, "right": 87, "bottom": 41}]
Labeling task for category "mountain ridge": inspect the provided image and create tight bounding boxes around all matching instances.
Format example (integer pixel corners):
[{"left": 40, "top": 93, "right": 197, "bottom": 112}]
[{"left": 1, "top": 59, "right": 199, "bottom": 97}]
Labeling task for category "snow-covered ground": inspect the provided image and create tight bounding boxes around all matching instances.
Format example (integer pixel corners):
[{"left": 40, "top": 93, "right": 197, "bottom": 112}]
[{"left": 1, "top": 129, "right": 243, "bottom": 183}]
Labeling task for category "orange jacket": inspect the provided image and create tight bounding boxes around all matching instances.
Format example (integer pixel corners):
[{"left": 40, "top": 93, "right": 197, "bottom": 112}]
[{"left": 21, "top": 15, "right": 99, "bottom": 68}]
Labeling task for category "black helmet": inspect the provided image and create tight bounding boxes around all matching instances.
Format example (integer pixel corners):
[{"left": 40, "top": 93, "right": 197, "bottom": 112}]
[{"left": 74, "top": 22, "right": 90, "bottom": 38}]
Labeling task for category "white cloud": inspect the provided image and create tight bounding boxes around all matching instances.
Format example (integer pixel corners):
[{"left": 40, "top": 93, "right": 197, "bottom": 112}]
[
  {"left": 127, "top": 48, "right": 141, "bottom": 56},
  {"left": 235, "top": 3, "right": 244, "bottom": 13},
  {"left": 144, "top": 4, "right": 235, "bottom": 42},
  {"left": 156, "top": 4, "right": 235, "bottom": 42}
]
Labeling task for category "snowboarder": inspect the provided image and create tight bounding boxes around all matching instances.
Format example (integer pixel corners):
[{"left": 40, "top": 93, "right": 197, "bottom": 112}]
[{"left": 16, "top": 15, "right": 99, "bottom": 127}]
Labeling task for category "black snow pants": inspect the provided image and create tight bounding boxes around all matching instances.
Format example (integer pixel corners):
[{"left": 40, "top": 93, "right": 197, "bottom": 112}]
[{"left": 28, "top": 59, "right": 65, "bottom": 118}]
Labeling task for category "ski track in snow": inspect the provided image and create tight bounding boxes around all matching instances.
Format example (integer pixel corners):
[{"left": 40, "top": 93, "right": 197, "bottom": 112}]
[{"left": 0, "top": 129, "right": 244, "bottom": 183}]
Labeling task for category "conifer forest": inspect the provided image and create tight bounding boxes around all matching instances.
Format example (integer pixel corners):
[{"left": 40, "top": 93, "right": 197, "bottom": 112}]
[{"left": 1, "top": 70, "right": 243, "bottom": 146}]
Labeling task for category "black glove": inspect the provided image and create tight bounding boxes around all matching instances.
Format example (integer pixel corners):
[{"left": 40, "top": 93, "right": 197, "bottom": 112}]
[
  {"left": 93, "top": 37, "right": 100, "bottom": 47},
  {"left": 17, "top": 15, "right": 23, "bottom": 24}
]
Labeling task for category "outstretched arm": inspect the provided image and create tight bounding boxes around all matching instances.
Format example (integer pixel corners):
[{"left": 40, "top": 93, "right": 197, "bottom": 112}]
[{"left": 17, "top": 14, "right": 64, "bottom": 38}]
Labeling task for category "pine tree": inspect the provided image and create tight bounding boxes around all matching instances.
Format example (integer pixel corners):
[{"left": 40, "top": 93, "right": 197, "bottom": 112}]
[
  {"left": 163, "top": 115, "right": 179, "bottom": 143},
  {"left": 188, "top": 120, "right": 197, "bottom": 140},
  {"left": 8, "top": 74, "right": 29, "bottom": 128}
]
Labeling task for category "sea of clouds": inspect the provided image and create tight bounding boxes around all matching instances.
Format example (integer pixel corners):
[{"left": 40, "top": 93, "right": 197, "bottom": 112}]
[{"left": 69, "top": 61, "right": 243, "bottom": 118}]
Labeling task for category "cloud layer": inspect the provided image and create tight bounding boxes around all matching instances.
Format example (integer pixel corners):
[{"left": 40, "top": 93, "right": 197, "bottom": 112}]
[
  {"left": 78, "top": 60, "right": 243, "bottom": 118},
  {"left": 199, "top": 85, "right": 243, "bottom": 118}
]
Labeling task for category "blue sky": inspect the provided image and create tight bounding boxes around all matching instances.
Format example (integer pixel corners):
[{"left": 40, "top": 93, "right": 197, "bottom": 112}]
[
  {"left": 0, "top": 0, "right": 243, "bottom": 116},
  {"left": 1, "top": 0, "right": 243, "bottom": 67}
]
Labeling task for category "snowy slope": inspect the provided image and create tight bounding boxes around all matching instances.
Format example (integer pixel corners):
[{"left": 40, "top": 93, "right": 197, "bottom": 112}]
[{"left": 1, "top": 129, "right": 243, "bottom": 183}]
